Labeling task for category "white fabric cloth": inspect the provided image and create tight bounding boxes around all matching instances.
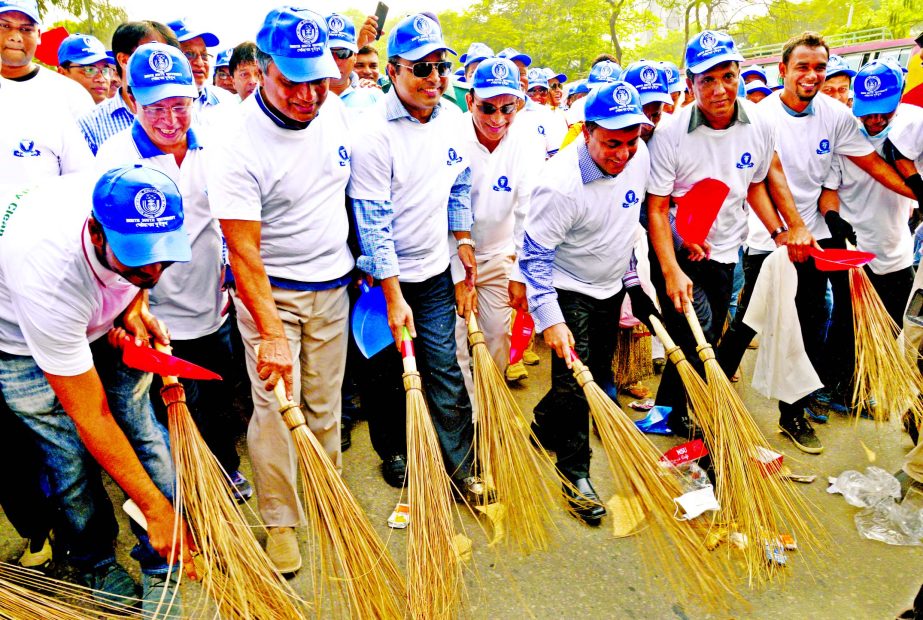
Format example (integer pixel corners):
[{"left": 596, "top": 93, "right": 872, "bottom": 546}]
[
  {"left": 888, "top": 103, "right": 923, "bottom": 167},
  {"left": 11, "top": 66, "right": 95, "bottom": 121},
  {"left": 742, "top": 247, "right": 823, "bottom": 403},
  {"left": 516, "top": 100, "right": 568, "bottom": 157}
]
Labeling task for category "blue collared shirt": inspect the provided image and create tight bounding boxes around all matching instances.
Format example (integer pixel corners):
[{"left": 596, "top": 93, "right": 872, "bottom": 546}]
[
  {"left": 78, "top": 89, "right": 134, "bottom": 155},
  {"left": 129, "top": 119, "right": 203, "bottom": 156}
]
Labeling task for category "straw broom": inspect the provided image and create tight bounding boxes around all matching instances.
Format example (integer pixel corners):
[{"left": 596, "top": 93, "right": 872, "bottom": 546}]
[
  {"left": 269, "top": 379, "right": 405, "bottom": 619},
  {"left": 467, "top": 314, "right": 559, "bottom": 554},
  {"left": 400, "top": 326, "right": 464, "bottom": 619},
  {"left": 612, "top": 324, "right": 653, "bottom": 389},
  {"left": 569, "top": 351, "right": 738, "bottom": 609},
  {"left": 157, "top": 357, "right": 310, "bottom": 619},
  {"left": 683, "top": 305, "right": 825, "bottom": 586}
]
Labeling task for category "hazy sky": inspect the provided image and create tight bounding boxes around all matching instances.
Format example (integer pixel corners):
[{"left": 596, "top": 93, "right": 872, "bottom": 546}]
[{"left": 105, "top": 1, "right": 475, "bottom": 50}]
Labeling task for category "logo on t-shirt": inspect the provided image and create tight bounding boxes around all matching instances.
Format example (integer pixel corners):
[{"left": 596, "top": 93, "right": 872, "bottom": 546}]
[
  {"left": 537, "top": 125, "right": 546, "bottom": 136},
  {"left": 446, "top": 147, "right": 464, "bottom": 166},
  {"left": 735, "top": 152, "right": 754, "bottom": 169},
  {"left": 134, "top": 187, "right": 167, "bottom": 219},
  {"left": 492, "top": 176, "right": 512, "bottom": 192},
  {"left": 816, "top": 139, "right": 831, "bottom": 155},
  {"left": 338, "top": 145, "right": 349, "bottom": 166},
  {"left": 13, "top": 139, "right": 40, "bottom": 158},
  {"left": 622, "top": 189, "right": 639, "bottom": 209}
]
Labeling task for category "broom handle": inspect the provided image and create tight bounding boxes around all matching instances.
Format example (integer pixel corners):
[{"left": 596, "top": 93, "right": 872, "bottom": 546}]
[
  {"left": 683, "top": 303, "right": 709, "bottom": 348},
  {"left": 648, "top": 315, "right": 677, "bottom": 351},
  {"left": 400, "top": 327, "right": 418, "bottom": 374}
]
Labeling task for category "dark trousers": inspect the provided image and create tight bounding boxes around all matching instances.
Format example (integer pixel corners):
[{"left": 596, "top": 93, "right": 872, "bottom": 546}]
[
  {"left": 868, "top": 266, "right": 916, "bottom": 327},
  {"left": 649, "top": 248, "right": 736, "bottom": 426},
  {"left": 364, "top": 270, "right": 474, "bottom": 479},
  {"left": 534, "top": 288, "right": 624, "bottom": 481},
  {"left": 151, "top": 320, "right": 243, "bottom": 473}
]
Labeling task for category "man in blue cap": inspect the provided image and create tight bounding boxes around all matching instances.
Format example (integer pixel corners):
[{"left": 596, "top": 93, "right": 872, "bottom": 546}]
[
  {"left": 349, "top": 13, "right": 489, "bottom": 502},
  {"left": 326, "top": 13, "right": 380, "bottom": 111},
  {"left": 745, "top": 80, "right": 773, "bottom": 103},
  {"left": 57, "top": 33, "right": 113, "bottom": 104},
  {"left": 521, "top": 66, "right": 568, "bottom": 158},
  {"left": 461, "top": 41, "right": 493, "bottom": 82},
  {"left": 563, "top": 59, "right": 621, "bottom": 127},
  {"left": 542, "top": 67, "right": 566, "bottom": 109},
  {"left": 659, "top": 60, "right": 685, "bottom": 114},
  {"left": 741, "top": 64, "right": 769, "bottom": 85},
  {"left": 0, "top": 166, "right": 195, "bottom": 610},
  {"left": 623, "top": 59, "right": 673, "bottom": 142},
  {"left": 167, "top": 18, "right": 232, "bottom": 124},
  {"left": 821, "top": 53, "right": 856, "bottom": 106},
  {"left": 208, "top": 6, "right": 353, "bottom": 574},
  {"left": 497, "top": 46, "right": 531, "bottom": 91},
  {"left": 520, "top": 81, "right": 659, "bottom": 525},
  {"left": 213, "top": 48, "right": 236, "bottom": 94}
]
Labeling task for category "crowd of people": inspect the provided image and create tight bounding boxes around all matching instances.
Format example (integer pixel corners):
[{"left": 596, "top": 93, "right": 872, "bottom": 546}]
[{"left": 1, "top": 0, "right": 922, "bottom": 613}]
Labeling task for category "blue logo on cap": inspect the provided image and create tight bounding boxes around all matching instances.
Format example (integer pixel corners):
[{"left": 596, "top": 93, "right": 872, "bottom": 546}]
[
  {"left": 816, "top": 139, "right": 830, "bottom": 155},
  {"left": 13, "top": 139, "right": 40, "bottom": 158},
  {"left": 447, "top": 147, "right": 463, "bottom": 166},
  {"left": 622, "top": 190, "right": 639, "bottom": 209},
  {"left": 492, "top": 176, "right": 511, "bottom": 192},
  {"left": 338, "top": 145, "right": 349, "bottom": 167},
  {"left": 736, "top": 152, "right": 754, "bottom": 169},
  {"left": 149, "top": 50, "right": 173, "bottom": 75}
]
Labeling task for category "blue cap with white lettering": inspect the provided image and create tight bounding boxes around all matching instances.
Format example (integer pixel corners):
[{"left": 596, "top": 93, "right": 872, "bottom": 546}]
[
  {"left": 127, "top": 43, "right": 198, "bottom": 105},
  {"left": 526, "top": 67, "right": 549, "bottom": 90},
  {"left": 472, "top": 57, "right": 524, "bottom": 100},
  {"left": 587, "top": 60, "right": 621, "bottom": 86},
  {"left": 256, "top": 7, "right": 339, "bottom": 82},
  {"left": 542, "top": 67, "right": 567, "bottom": 83},
  {"left": 92, "top": 165, "right": 191, "bottom": 267},
  {"left": 826, "top": 54, "right": 856, "bottom": 79},
  {"left": 685, "top": 30, "right": 744, "bottom": 74},
  {"left": 167, "top": 18, "right": 220, "bottom": 47},
  {"left": 0, "top": 0, "right": 38, "bottom": 23},
  {"left": 460, "top": 42, "right": 494, "bottom": 67},
  {"left": 214, "top": 49, "right": 232, "bottom": 68},
  {"left": 326, "top": 13, "right": 358, "bottom": 53},
  {"left": 744, "top": 80, "right": 772, "bottom": 97},
  {"left": 387, "top": 13, "right": 455, "bottom": 62},
  {"left": 58, "top": 33, "right": 109, "bottom": 66},
  {"left": 659, "top": 61, "right": 684, "bottom": 94},
  {"left": 741, "top": 65, "right": 767, "bottom": 82},
  {"left": 568, "top": 79, "right": 589, "bottom": 97},
  {"left": 584, "top": 81, "right": 652, "bottom": 130},
  {"left": 853, "top": 60, "right": 903, "bottom": 117},
  {"left": 623, "top": 60, "right": 672, "bottom": 106},
  {"left": 497, "top": 47, "right": 531, "bottom": 67}
]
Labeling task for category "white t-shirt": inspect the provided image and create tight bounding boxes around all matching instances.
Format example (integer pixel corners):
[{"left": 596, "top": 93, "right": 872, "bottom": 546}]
[
  {"left": 648, "top": 98, "right": 774, "bottom": 263},
  {"left": 208, "top": 92, "right": 354, "bottom": 283},
  {"left": 887, "top": 103, "right": 923, "bottom": 170},
  {"left": 347, "top": 97, "right": 469, "bottom": 283},
  {"left": 517, "top": 100, "right": 568, "bottom": 158},
  {"left": 0, "top": 78, "right": 92, "bottom": 191},
  {"left": 449, "top": 112, "right": 545, "bottom": 284},
  {"left": 193, "top": 84, "right": 235, "bottom": 128},
  {"left": 0, "top": 175, "right": 140, "bottom": 375},
  {"left": 747, "top": 91, "right": 873, "bottom": 251},
  {"left": 10, "top": 66, "right": 95, "bottom": 121},
  {"left": 96, "top": 123, "right": 227, "bottom": 339},
  {"left": 824, "top": 127, "right": 914, "bottom": 275},
  {"left": 525, "top": 140, "right": 650, "bottom": 300}
]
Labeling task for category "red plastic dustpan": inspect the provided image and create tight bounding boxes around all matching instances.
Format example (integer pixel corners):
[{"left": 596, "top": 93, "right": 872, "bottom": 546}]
[
  {"left": 673, "top": 178, "right": 731, "bottom": 245},
  {"left": 34, "top": 26, "right": 69, "bottom": 67},
  {"left": 509, "top": 311, "right": 535, "bottom": 365},
  {"left": 808, "top": 247, "right": 875, "bottom": 271}
]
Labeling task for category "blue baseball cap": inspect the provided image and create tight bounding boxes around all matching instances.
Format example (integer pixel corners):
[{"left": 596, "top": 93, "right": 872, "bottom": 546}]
[
  {"left": 497, "top": 47, "right": 531, "bottom": 67},
  {"left": 326, "top": 13, "right": 357, "bottom": 53},
  {"left": 584, "top": 81, "right": 652, "bottom": 130},
  {"left": 127, "top": 43, "right": 198, "bottom": 106},
  {"left": 853, "top": 60, "right": 903, "bottom": 117},
  {"left": 658, "top": 61, "right": 684, "bottom": 94},
  {"left": 453, "top": 67, "right": 466, "bottom": 82},
  {"left": 826, "top": 54, "right": 856, "bottom": 79},
  {"left": 623, "top": 60, "right": 672, "bottom": 106},
  {"left": 471, "top": 57, "right": 524, "bottom": 101},
  {"left": 166, "top": 18, "right": 220, "bottom": 47},
  {"left": 542, "top": 67, "right": 567, "bottom": 83},
  {"left": 745, "top": 80, "right": 773, "bottom": 97},
  {"left": 92, "top": 165, "right": 191, "bottom": 268},
  {"left": 587, "top": 60, "right": 621, "bottom": 86},
  {"left": 58, "top": 34, "right": 109, "bottom": 66},
  {"left": 256, "top": 7, "right": 339, "bottom": 83},
  {"left": 568, "top": 79, "right": 589, "bottom": 97},
  {"left": 526, "top": 67, "right": 549, "bottom": 90},
  {"left": 387, "top": 13, "right": 455, "bottom": 62},
  {"left": 460, "top": 42, "right": 493, "bottom": 67},
  {"left": 214, "top": 48, "right": 232, "bottom": 68},
  {"left": 741, "top": 65, "right": 767, "bottom": 82},
  {"left": 685, "top": 30, "right": 744, "bottom": 74},
  {"left": 0, "top": 0, "right": 38, "bottom": 23}
]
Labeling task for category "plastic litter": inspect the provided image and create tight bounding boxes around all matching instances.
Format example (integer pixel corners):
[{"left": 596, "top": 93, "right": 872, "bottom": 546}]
[
  {"left": 634, "top": 405, "right": 672, "bottom": 435},
  {"left": 828, "top": 467, "right": 923, "bottom": 546},
  {"left": 826, "top": 467, "right": 901, "bottom": 507}
]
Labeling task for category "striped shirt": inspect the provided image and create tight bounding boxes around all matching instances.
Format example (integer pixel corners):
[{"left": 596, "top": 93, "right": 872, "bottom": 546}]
[{"left": 77, "top": 89, "right": 133, "bottom": 155}]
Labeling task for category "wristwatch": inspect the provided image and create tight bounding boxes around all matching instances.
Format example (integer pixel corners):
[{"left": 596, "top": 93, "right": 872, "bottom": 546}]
[
  {"left": 770, "top": 225, "right": 789, "bottom": 240},
  {"left": 457, "top": 238, "right": 476, "bottom": 249}
]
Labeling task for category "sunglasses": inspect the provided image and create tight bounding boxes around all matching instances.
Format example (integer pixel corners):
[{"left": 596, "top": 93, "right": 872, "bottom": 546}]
[
  {"left": 549, "top": 82, "right": 562, "bottom": 90},
  {"left": 476, "top": 102, "right": 517, "bottom": 115},
  {"left": 528, "top": 87, "right": 548, "bottom": 94},
  {"left": 332, "top": 48, "right": 354, "bottom": 60},
  {"left": 398, "top": 60, "right": 452, "bottom": 78}
]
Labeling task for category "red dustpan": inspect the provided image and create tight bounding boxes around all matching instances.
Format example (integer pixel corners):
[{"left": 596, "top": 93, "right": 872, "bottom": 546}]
[
  {"left": 509, "top": 311, "right": 534, "bottom": 365},
  {"left": 808, "top": 247, "right": 875, "bottom": 271},
  {"left": 673, "top": 178, "right": 731, "bottom": 245},
  {"left": 120, "top": 336, "right": 222, "bottom": 380},
  {"left": 34, "top": 26, "right": 69, "bottom": 67}
]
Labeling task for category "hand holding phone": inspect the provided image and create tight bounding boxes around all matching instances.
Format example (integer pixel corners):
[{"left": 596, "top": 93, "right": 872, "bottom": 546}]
[{"left": 374, "top": 2, "right": 388, "bottom": 40}]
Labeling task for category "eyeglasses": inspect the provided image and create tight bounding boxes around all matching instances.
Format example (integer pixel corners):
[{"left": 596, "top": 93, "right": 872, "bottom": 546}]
[
  {"left": 183, "top": 51, "right": 211, "bottom": 63},
  {"left": 332, "top": 48, "right": 354, "bottom": 60},
  {"left": 141, "top": 103, "right": 193, "bottom": 118},
  {"left": 397, "top": 60, "right": 452, "bottom": 78},
  {"left": 0, "top": 20, "right": 37, "bottom": 36},
  {"left": 215, "top": 69, "right": 231, "bottom": 78},
  {"left": 69, "top": 65, "right": 113, "bottom": 78},
  {"left": 476, "top": 102, "right": 517, "bottom": 115},
  {"left": 528, "top": 87, "right": 548, "bottom": 94},
  {"left": 549, "top": 82, "right": 562, "bottom": 90}
]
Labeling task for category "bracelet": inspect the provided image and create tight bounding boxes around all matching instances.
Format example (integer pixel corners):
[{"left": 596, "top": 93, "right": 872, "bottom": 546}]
[
  {"left": 457, "top": 238, "right": 476, "bottom": 249},
  {"left": 770, "top": 225, "right": 789, "bottom": 240}
]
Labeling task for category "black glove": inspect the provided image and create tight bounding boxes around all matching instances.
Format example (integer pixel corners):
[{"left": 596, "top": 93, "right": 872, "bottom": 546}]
[
  {"left": 626, "top": 285, "right": 661, "bottom": 332},
  {"left": 824, "top": 210, "right": 857, "bottom": 246}
]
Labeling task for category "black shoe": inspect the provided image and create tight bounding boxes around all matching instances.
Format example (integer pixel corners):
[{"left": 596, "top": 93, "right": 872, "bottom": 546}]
[
  {"left": 778, "top": 416, "right": 823, "bottom": 454},
  {"left": 381, "top": 455, "right": 407, "bottom": 488},
  {"left": 563, "top": 478, "right": 606, "bottom": 526},
  {"left": 453, "top": 475, "right": 497, "bottom": 505},
  {"left": 340, "top": 423, "right": 352, "bottom": 452}
]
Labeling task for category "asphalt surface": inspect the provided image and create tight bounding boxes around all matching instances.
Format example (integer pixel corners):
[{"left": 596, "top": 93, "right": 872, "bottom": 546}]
[{"left": 1, "top": 340, "right": 922, "bottom": 619}]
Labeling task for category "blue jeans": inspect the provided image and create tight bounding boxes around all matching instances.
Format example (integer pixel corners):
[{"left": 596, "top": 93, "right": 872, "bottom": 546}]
[{"left": 0, "top": 338, "right": 175, "bottom": 574}]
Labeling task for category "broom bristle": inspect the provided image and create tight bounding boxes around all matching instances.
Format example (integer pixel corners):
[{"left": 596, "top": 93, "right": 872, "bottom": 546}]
[
  {"left": 163, "top": 382, "right": 311, "bottom": 619},
  {"left": 571, "top": 359, "right": 739, "bottom": 610},
  {"left": 468, "top": 319, "right": 560, "bottom": 553},
  {"left": 404, "top": 367, "right": 464, "bottom": 619}
]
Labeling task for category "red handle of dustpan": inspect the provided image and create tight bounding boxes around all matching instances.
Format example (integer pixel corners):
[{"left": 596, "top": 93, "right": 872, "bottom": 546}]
[
  {"left": 509, "top": 311, "right": 534, "bottom": 364},
  {"left": 120, "top": 335, "right": 222, "bottom": 380}
]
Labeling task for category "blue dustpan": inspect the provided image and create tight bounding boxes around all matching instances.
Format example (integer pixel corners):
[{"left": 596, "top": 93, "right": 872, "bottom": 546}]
[
  {"left": 634, "top": 406, "right": 673, "bottom": 435},
  {"left": 352, "top": 281, "right": 392, "bottom": 359}
]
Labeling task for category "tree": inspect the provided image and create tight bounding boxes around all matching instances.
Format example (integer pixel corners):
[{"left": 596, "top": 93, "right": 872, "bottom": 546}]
[{"left": 39, "top": 0, "right": 126, "bottom": 44}]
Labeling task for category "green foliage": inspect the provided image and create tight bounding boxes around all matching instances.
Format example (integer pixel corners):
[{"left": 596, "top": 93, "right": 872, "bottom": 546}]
[{"left": 40, "top": 0, "right": 125, "bottom": 45}]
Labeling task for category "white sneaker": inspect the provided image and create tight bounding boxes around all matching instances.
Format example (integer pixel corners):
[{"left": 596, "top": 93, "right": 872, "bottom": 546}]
[{"left": 266, "top": 527, "right": 301, "bottom": 574}]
